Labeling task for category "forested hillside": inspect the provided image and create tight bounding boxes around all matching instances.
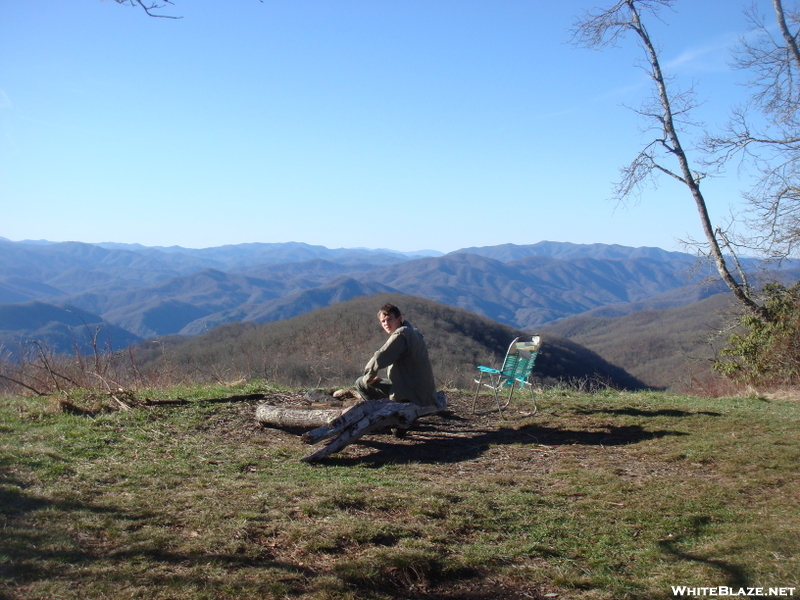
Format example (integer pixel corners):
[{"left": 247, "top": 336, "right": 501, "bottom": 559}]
[
  {"left": 129, "top": 294, "right": 646, "bottom": 392},
  {"left": 544, "top": 292, "right": 738, "bottom": 391}
]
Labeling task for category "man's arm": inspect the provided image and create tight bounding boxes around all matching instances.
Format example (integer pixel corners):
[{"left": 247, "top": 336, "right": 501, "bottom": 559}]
[{"left": 364, "top": 331, "right": 408, "bottom": 381}]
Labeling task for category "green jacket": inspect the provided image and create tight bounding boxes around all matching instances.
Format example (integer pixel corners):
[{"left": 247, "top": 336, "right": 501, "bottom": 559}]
[{"left": 363, "top": 320, "right": 438, "bottom": 407}]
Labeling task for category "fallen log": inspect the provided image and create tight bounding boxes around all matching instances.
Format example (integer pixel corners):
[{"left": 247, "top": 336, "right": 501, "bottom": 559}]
[
  {"left": 255, "top": 404, "right": 350, "bottom": 430},
  {"left": 300, "top": 400, "right": 398, "bottom": 444},
  {"left": 299, "top": 393, "right": 447, "bottom": 462}
]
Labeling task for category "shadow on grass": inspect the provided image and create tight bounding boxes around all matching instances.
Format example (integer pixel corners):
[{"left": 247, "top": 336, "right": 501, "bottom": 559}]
[
  {"left": 657, "top": 516, "right": 751, "bottom": 590},
  {"left": 0, "top": 459, "right": 309, "bottom": 596},
  {"left": 577, "top": 408, "right": 723, "bottom": 418},
  {"left": 319, "top": 411, "right": 688, "bottom": 467}
]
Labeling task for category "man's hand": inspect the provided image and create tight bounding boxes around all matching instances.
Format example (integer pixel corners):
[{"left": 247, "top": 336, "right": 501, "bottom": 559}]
[{"left": 367, "top": 376, "right": 380, "bottom": 385}]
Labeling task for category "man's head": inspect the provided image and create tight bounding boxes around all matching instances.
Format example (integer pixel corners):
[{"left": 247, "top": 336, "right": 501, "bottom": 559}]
[{"left": 377, "top": 304, "right": 403, "bottom": 334}]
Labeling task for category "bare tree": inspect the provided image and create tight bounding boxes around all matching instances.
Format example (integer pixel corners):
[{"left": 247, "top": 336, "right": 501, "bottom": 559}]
[
  {"left": 110, "top": 0, "right": 181, "bottom": 19},
  {"left": 572, "top": 0, "right": 769, "bottom": 319},
  {"left": 705, "top": 0, "right": 800, "bottom": 261}
]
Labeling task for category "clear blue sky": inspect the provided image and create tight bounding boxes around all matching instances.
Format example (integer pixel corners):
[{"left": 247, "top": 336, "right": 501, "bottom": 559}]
[{"left": 0, "top": 0, "right": 763, "bottom": 253}]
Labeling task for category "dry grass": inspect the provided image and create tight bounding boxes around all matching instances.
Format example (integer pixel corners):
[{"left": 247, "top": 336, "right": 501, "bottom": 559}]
[{"left": 757, "top": 388, "right": 800, "bottom": 402}]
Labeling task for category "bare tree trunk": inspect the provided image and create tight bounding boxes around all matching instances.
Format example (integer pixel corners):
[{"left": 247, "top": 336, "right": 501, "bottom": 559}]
[
  {"left": 773, "top": 0, "right": 800, "bottom": 69},
  {"left": 627, "top": 4, "right": 769, "bottom": 320},
  {"left": 572, "top": 0, "right": 770, "bottom": 320},
  {"left": 255, "top": 404, "right": 349, "bottom": 429}
]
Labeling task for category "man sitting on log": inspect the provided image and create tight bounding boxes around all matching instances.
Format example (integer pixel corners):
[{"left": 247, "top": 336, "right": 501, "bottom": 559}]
[{"left": 354, "top": 304, "right": 438, "bottom": 409}]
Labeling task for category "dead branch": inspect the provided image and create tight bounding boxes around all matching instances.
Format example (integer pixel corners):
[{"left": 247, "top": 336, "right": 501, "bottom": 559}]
[
  {"left": 298, "top": 394, "right": 447, "bottom": 462},
  {"left": 145, "top": 393, "right": 267, "bottom": 406}
]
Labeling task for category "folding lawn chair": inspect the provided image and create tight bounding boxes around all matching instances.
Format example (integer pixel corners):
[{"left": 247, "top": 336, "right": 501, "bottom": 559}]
[{"left": 472, "top": 335, "right": 541, "bottom": 416}]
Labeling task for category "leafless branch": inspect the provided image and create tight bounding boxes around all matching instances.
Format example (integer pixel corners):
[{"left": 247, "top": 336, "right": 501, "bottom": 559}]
[
  {"left": 0, "top": 373, "right": 47, "bottom": 396},
  {"left": 573, "top": 0, "right": 768, "bottom": 318},
  {"left": 701, "top": 0, "right": 800, "bottom": 260},
  {"left": 110, "top": 0, "right": 182, "bottom": 19}
]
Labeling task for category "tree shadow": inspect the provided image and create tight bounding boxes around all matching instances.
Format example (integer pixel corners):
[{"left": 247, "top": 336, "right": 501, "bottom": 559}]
[
  {"left": 317, "top": 413, "right": 688, "bottom": 467},
  {"left": 657, "top": 516, "right": 751, "bottom": 589},
  {"left": 0, "top": 458, "right": 307, "bottom": 595},
  {"left": 576, "top": 408, "right": 723, "bottom": 418}
]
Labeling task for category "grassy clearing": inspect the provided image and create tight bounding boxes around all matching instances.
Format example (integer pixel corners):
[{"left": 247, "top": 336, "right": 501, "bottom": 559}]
[{"left": 1, "top": 383, "right": 799, "bottom": 599}]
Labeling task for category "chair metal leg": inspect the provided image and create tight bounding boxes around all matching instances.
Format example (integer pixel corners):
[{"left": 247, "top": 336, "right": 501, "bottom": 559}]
[
  {"left": 502, "top": 382, "right": 516, "bottom": 410},
  {"left": 529, "top": 384, "right": 538, "bottom": 416},
  {"left": 471, "top": 373, "right": 484, "bottom": 413},
  {"left": 473, "top": 372, "right": 496, "bottom": 413},
  {"left": 473, "top": 372, "right": 504, "bottom": 415},
  {"left": 490, "top": 382, "right": 504, "bottom": 416},
  {"left": 500, "top": 381, "right": 537, "bottom": 414}
]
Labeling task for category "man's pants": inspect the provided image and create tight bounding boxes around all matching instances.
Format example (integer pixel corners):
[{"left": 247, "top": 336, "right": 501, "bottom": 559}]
[{"left": 354, "top": 376, "right": 392, "bottom": 401}]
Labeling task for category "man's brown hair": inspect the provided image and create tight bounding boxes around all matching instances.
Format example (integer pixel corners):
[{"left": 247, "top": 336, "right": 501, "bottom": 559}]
[{"left": 377, "top": 304, "right": 402, "bottom": 319}]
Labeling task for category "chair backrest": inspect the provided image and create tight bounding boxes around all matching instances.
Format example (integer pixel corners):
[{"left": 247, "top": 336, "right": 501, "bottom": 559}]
[{"left": 499, "top": 335, "right": 541, "bottom": 386}]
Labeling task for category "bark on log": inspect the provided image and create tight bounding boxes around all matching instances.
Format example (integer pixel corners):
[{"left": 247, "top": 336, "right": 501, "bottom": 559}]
[
  {"left": 300, "top": 400, "right": 395, "bottom": 444},
  {"left": 255, "top": 404, "right": 348, "bottom": 430},
  {"left": 299, "top": 393, "right": 446, "bottom": 462}
]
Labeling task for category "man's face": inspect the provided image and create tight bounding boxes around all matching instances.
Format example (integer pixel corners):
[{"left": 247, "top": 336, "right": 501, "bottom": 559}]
[{"left": 379, "top": 313, "right": 403, "bottom": 335}]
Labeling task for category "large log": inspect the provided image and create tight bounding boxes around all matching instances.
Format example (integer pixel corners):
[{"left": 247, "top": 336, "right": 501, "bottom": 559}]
[
  {"left": 299, "top": 393, "right": 446, "bottom": 462},
  {"left": 300, "top": 400, "right": 392, "bottom": 444},
  {"left": 255, "top": 404, "right": 349, "bottom": 429}
]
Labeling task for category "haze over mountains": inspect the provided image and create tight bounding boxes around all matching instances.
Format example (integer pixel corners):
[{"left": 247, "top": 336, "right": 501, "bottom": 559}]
[{"left": 1, "top": 237, "right": 797, "bottom": 387}]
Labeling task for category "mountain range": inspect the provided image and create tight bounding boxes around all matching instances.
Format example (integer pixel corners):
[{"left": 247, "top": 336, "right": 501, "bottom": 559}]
[{"left": 1, "top": 237, "right": 796, "bottom": 386}]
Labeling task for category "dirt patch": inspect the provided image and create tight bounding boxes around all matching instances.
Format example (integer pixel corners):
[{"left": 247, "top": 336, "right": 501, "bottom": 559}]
[{"left": 207, "top": 391, "right": 699, "bottom": 483}]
